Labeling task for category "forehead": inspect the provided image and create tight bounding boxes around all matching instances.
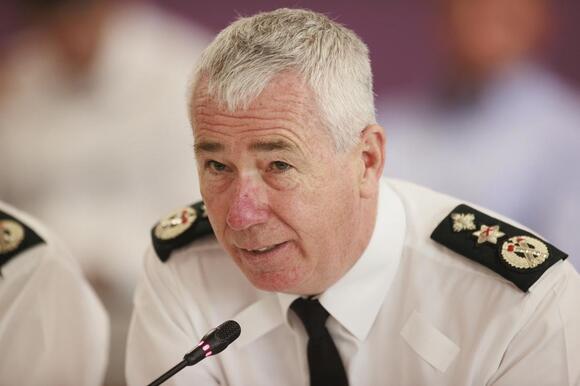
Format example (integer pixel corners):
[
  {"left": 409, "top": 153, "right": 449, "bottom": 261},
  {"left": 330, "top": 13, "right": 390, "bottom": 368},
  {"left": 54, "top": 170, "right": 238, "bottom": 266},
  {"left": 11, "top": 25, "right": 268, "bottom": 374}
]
[
  {"left": 190, "top": 73, "right": 329, "bottom": 146},
  {"left": 191, "top": 72, "right": 314, "bottom": 111}
]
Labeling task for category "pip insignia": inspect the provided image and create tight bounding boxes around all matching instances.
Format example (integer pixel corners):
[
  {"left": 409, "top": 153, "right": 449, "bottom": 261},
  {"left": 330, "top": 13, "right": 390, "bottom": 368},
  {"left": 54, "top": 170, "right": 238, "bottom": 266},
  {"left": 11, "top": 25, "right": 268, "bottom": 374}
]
[
  {"left": 451, "top": 213, "right": 476, "bottom": 232},
  {"left": 431, "top": 204, "right": 568, "bottom": 292}
]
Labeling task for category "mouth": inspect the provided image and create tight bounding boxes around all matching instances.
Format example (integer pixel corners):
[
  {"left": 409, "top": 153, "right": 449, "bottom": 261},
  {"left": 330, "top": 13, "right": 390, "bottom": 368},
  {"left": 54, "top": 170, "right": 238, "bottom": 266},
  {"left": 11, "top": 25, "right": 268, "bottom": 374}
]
[
  {"left": 232, "top": 240, "right": 303, "bottom": 290},
  {"left": 238, "top": 241, "right": 288, "bottom": 255}
]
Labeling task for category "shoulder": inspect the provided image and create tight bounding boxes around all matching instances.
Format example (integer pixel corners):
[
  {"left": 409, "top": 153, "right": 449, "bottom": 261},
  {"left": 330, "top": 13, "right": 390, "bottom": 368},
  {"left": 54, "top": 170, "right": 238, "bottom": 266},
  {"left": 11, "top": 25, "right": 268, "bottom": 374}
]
[
  {"left": 0, "top": 201, "right": 46, "bottom": 272},
  {"left": 0, "top": 201, "right": 88, "bottom": 278},
  {"left": 140, "top": 217, "right": 258, "bottom": 327},
  {"left": 150, "top": 201, "right": 216, "bottom": 262},
  {"left": 387, "top": 179, "right": 465, "bottom": 239},
  {"left": 386, "top": 179, "right": 572, "bottom": 293}
]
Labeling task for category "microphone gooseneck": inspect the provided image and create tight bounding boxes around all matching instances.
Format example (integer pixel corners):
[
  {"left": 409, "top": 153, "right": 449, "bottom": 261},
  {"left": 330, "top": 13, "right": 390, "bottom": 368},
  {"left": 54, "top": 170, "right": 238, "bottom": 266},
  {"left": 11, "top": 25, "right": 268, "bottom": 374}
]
[{"left": 147, "top": 320, "right": 241, "bottom": 386}]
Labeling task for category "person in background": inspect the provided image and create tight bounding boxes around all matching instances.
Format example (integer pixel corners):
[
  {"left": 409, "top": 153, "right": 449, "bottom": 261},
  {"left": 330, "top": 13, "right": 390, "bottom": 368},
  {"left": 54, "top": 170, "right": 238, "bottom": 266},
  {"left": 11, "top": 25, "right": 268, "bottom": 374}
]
[
  {"left": 126, "top": 8, "right": 580, "bottom": 385},
  {"left": 378, "top": 0, "right": 580, "bottom": 267},
  {"left": 0, "top": 199, "right": 109, "bottom": 386},
  {"left": 0, "top": 0, "right": 212, "bottom": 383},
  {"left": 0, "top": 48, "right": 7, "bottom": 103}
]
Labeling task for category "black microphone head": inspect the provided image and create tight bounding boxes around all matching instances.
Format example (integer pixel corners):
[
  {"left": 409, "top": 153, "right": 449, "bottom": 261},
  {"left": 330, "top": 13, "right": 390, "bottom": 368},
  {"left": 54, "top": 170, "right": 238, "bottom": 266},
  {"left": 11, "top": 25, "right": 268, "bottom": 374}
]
[
  {"left": 184, "top": 320, "right": 241, "bottom": 366},
  {"left": 207, "top": 320, "right": 241, "bottom": 355},
  {"left": 216, "top": 320, "right": 241, "bottom": 341},
  {"left": 195, "top": 320, "right": 241, "bottom": 357}
]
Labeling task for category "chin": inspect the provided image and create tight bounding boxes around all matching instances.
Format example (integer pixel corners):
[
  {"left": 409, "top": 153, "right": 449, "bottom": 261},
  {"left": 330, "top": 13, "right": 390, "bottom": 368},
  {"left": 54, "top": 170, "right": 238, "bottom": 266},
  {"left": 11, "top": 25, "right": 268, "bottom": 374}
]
[{"left": 244, "top": 269, "right": 306, "bottom": 294}]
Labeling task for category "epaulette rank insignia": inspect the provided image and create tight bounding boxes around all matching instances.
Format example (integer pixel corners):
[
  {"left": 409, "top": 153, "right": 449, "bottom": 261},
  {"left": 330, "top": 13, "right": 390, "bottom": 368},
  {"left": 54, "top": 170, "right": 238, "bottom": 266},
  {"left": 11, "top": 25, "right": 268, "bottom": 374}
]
[
  {"left": 1, "top": 210, "right": 44, "bottom": 271},
  {"left": 431, "top": 204, "right": 567, "bottom": 292},
  {"left": 151, "top": 201, "right": 214, "bottom": 262}
]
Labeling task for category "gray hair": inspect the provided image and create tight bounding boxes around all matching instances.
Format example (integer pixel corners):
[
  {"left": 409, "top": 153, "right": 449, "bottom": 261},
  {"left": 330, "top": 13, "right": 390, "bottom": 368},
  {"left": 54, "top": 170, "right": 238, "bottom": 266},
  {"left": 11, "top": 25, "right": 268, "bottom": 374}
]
[{"left": 189, "top": 8, "right": 376, "bottom": 151}]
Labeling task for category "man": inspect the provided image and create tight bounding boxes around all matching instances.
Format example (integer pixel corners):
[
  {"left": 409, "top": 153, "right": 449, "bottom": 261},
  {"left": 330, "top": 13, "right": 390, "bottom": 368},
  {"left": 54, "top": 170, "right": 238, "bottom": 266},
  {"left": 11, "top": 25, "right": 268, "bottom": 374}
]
[
  {"left": 378, "top": 0, "right": 580, "bottom": 265},
  {"left": 126, "top": 8, "right": 580, "bottom": 385},
  {"left": 0, "top": 200, "right": 109, "bottom": 385}
]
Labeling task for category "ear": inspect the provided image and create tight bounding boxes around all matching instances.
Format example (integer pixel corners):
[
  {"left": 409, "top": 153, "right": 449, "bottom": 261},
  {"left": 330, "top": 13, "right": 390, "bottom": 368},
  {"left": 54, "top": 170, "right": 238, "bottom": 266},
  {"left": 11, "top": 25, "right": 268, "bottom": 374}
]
[{"left": 358, "top": 124, "right": 386, "bottom": 198}]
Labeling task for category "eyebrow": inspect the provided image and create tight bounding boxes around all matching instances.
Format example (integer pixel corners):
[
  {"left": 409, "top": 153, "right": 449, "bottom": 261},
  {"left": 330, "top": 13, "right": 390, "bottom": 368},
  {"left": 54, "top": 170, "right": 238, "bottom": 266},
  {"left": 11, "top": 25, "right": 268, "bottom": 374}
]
[
  {"left": 248, "top": 139, "right": 296, "bottom": 152},
  {"left": 194, "top": 141, "right": 224, "bottom": 155},
  {"left": 194, "top": 139, "right": 297, "bottom": 155}
]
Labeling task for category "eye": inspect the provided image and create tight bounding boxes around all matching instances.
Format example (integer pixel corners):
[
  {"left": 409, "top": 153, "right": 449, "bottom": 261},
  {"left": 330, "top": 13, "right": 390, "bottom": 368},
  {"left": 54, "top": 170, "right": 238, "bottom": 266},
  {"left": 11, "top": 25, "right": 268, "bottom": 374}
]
[
  {"left": 206, "top": 160, "right": 229, "bottom": 173},
  {"left": 269, "top": 161, "right": 292, "bottom": 173}
]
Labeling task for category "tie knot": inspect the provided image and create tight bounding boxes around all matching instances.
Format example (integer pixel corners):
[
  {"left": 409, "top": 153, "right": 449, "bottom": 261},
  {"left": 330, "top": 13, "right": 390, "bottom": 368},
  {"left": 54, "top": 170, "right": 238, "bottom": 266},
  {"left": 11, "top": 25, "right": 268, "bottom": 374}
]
[{"left": 290, "top": 298, "right": 330, "bottom": 338}]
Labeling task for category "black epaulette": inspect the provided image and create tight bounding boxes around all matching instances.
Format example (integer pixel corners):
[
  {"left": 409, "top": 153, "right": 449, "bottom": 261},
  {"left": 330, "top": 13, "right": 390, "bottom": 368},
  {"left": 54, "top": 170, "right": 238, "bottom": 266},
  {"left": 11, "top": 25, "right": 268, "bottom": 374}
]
[
  {"left": 431, "top": 204, "right": 567, "bottom": 292},
  {"left": 1, "top": 209, "right": 45, "bottom": 271},
  {"left": 151, "top": 201, "right": 215, "bottom": 262}
]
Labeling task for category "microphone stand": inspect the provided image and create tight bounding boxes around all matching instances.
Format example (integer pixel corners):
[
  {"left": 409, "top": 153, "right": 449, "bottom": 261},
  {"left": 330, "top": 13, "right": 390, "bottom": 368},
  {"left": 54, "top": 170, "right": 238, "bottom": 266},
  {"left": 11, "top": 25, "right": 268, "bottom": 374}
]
[
  {"left": 147, "top": 361, "right": 187, "bottom": 386},
  {"left": 147, "top": 349, "right": 205, "bottom": 386}
]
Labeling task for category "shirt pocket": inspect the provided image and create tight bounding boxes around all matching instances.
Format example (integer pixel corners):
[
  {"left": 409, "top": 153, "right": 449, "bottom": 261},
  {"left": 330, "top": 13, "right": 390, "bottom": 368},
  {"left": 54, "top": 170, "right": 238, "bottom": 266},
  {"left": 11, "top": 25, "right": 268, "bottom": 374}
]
[{"left": 400, "top": 310, "right": 460, "bottom": 373}]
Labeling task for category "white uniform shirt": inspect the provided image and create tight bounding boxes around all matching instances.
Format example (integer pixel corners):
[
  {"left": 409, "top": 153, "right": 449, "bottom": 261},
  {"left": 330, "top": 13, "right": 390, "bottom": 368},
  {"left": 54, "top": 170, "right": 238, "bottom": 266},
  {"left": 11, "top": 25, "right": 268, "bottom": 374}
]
[
  {"left": 0, "top": 201, "right": 109, "bottom": 386},
  {"left": 126, "top": 179, "right": 580, "bottom": 385}
]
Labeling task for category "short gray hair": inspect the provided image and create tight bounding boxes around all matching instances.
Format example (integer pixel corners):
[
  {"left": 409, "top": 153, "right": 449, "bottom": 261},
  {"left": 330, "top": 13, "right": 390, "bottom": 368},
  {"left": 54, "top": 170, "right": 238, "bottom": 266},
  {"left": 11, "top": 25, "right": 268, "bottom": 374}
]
[{"left": 189, "top": 8, "right": 376, "bottom": 151}]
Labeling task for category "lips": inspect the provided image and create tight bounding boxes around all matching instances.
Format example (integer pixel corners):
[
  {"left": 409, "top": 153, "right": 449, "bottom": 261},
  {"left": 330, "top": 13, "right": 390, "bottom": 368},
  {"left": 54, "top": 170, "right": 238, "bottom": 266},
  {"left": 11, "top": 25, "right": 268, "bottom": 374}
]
[{"left": 238, "top": 241, "right": 287, "bottom": 255}]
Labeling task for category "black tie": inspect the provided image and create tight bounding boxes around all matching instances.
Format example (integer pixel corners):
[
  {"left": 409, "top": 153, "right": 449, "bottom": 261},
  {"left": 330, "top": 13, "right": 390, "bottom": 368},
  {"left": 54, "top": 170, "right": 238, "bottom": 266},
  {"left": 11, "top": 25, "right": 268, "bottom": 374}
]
[{"left": 291, "top": 298, "right": 349, "bottom": 386}]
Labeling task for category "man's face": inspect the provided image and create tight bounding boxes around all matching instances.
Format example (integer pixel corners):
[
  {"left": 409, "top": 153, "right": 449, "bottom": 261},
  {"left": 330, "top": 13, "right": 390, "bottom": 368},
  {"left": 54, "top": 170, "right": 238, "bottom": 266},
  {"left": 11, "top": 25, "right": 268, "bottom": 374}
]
[{"left": 192, "top": 73, "right": 366, "bottom": 295}]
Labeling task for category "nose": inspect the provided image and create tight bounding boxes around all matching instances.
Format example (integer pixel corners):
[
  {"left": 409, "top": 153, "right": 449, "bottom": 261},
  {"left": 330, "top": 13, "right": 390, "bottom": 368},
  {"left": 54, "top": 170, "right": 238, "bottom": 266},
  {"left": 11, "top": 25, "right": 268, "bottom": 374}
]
[{"left": 226, "top": 175, "right": 269, "bottom": 231}]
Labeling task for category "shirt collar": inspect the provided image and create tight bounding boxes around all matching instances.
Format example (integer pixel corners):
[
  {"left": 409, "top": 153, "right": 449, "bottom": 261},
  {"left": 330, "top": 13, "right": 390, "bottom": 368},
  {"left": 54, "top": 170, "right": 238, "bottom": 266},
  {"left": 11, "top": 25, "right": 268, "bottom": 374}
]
[
  {"left": 233, "top": 295, "right": 284, "bottom": 348},
  {"left": 234, "top": 179, "right": 406, "bottom": 347}
]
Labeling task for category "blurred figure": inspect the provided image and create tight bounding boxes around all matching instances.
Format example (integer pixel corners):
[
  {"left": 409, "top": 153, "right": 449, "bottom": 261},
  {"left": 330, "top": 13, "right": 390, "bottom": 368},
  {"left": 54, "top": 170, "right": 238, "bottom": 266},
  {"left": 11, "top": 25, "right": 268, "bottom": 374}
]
[
  {"left": 378, "top": 0, "right": 580, "bottom": 266},
  {"left": 0, "top": 199, "right": 108, "bottom": 386},
  {"left": 0, "top": 42, "right": 9, "bottom": 104},
  {"left": 0, "top": 0, "right": 211, "bottom": 383}
]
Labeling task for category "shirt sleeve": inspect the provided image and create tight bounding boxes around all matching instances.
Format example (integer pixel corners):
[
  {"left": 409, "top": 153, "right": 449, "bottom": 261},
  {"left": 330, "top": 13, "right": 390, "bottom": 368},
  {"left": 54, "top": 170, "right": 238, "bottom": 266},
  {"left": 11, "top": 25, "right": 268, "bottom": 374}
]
[
  {"left": 125, "top": 248, "right": 220, "bottom": 386},
  {"left": 0, "top": 243, "right": 109, "bottom": 386},
  {"left": 489, "top": 262, "right": 580, "bottom": 386}
]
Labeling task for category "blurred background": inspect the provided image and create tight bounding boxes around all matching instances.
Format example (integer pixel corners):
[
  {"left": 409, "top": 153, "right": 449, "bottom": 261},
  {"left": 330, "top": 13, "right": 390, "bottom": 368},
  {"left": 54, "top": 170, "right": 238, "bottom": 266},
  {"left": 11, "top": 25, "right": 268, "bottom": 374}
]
[{"left": 1, "top": 0, "right": 578, "bottom": 385}]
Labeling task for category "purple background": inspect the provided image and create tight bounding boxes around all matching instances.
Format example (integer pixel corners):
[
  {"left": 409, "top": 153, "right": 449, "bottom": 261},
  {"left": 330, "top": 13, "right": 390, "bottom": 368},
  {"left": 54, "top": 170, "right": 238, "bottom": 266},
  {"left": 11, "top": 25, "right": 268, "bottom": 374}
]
[{"left": 1, "top": 0, "right": 579, "bottom": 96}]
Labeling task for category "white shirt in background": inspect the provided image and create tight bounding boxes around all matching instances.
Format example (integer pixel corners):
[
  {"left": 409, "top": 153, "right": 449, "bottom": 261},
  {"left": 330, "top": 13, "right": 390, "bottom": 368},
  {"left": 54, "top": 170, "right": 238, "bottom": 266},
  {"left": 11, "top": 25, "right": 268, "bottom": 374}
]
[{"left": 0, "top": 200, "right": 109, "bottom": 386}]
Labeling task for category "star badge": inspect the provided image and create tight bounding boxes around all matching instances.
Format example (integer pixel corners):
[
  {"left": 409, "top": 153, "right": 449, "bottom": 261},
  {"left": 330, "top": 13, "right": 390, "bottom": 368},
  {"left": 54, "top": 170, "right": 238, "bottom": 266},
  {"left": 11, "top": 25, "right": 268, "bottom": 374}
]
[
  {"left": 451, "top": 213, "right": 476, "bottom": 232},
  {"left": 472, "top": 224, "right": 505, "bottom": 245}
]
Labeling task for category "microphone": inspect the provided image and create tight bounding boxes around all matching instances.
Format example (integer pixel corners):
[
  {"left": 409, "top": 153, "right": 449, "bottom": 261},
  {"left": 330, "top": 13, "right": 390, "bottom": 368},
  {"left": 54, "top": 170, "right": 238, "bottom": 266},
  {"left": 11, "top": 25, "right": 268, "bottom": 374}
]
[{"left": 147, "top": 320, "right": 241, "bottom": 386}]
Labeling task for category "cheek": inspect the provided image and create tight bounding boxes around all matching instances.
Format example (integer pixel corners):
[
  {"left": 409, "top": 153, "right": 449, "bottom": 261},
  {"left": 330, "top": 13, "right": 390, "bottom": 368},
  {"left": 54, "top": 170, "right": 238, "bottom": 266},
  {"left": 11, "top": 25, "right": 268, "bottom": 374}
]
[
  {"left": 304, "top": 168, "right": 359, "bottom": 241},
  {"left": 199, "top": 172, "right": 233, "bottom": 195},
  {"left": 275, "top": 168, "right": 356, "bottom": 243},
  {"left": 200, "top": 182, "right": 230, "bottom": 230},
  {"left": 263, "top": 173, "right": 299, "bottom": 191},
  {"left": 312, "top": 164, "right": 358, "bottom": 210}
]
